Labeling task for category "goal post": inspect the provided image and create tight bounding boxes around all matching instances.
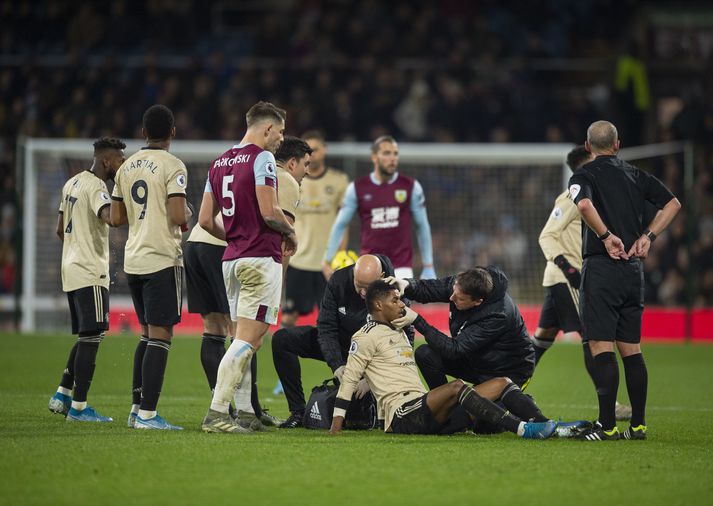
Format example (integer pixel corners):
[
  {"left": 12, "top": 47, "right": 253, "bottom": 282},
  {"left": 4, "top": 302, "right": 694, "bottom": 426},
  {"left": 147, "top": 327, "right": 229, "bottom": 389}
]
[{"left": 18, "top": 138, "right": 690, "bottom": 333}]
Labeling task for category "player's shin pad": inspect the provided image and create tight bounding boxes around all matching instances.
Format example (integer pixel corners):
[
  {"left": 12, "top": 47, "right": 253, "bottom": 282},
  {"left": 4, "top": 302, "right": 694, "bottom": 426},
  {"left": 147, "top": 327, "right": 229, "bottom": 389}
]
[{"left": 212, "top": 341, "right": 255, "bottom": 412}]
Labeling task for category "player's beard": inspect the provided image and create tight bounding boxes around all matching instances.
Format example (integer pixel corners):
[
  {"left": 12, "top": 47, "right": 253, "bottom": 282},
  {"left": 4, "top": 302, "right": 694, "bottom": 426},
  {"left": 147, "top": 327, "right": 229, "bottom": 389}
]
[{"left": 377, "top": 161, "right": 397, "bottom": 178}]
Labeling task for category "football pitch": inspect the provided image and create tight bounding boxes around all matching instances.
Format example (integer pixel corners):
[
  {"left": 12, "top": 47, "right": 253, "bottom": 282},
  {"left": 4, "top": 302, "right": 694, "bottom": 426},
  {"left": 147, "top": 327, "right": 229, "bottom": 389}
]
[{"left": 1, "top": 332, "right": 711, "bottom": 506}]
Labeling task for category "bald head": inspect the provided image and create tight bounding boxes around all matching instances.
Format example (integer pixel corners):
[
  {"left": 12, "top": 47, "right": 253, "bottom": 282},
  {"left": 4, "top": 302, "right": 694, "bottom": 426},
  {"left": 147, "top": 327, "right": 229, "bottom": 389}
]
[
  {"left": 353, "top": 254, "right": 385, "bottom": 299},
  {"left": 586, "top": 121, "right": 619, "bottom": 154}
]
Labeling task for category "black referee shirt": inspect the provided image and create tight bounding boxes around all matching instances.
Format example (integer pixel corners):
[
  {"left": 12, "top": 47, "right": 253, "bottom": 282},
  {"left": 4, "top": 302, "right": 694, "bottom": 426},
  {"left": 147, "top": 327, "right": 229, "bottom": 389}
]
[{"left": 568, "top": 155, "right": 675, "bottom": 258}]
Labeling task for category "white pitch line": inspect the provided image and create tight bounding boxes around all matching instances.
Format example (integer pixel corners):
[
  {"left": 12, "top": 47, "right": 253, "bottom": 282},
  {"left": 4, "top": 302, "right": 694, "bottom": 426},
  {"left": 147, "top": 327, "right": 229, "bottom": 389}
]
[{"left": 544, "top": 403, "right": 713, "bottom": 413}]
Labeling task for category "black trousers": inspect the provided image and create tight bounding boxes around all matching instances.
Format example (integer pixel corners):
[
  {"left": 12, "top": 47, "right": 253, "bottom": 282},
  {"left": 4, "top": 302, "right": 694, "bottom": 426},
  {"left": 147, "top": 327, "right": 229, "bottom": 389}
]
[
  {"left": 272, "top": 326, "right": 345, "bottom": 413},
  {"left": 415, "top": 344, "right": 530, "bottom": 389}
]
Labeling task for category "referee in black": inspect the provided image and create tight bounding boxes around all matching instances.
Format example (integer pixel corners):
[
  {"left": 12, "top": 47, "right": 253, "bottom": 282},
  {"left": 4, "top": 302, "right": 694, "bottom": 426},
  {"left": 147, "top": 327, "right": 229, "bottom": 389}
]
[{"left": 569, "top": 120, "right": 681, "bottom": 441}]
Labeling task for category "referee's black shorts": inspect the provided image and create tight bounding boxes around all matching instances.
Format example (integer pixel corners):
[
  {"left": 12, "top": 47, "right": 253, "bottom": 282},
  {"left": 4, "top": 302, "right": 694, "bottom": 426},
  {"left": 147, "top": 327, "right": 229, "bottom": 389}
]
[
  {"left": 538, "top": 283, "right": 581, "bottom": 333},
  {"left": 67, "top": 286, "right": 109, "bottom": 334},
  {"left": 127, "top": 266, "right": 183, "bottom": 327},
  {"left": 184, "top": 241, "right": 229, "bottom": 315},
  {"left": 580, "top": 256, "right": 644, "bottom": 343},
  {"left": 283, "top": 265, "right": 326, "bottom": 315}
]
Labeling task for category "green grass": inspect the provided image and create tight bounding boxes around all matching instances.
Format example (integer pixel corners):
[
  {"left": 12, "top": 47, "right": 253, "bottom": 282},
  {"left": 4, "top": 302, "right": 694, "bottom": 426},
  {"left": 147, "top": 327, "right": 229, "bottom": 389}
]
[{"left": 1, "top": 332, "right": 712, "bottom": 506}]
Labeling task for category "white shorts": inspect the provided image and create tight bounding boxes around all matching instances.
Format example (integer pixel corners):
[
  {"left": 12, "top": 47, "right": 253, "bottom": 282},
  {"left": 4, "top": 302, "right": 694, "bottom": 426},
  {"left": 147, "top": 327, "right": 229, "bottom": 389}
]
[
  {"left": 222, "top": 257, "right": 282, "bottom": 325},
  {"left": 394, "top": 267, "right": 414, "bottom": 279}
]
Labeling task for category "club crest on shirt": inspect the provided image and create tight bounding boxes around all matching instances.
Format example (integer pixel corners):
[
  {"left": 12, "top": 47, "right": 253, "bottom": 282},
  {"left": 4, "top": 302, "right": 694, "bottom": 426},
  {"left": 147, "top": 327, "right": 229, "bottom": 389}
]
[
  {"left": 569, "top": 184, "right": 580, "bottom": 200},
  {"left": 394, "top": 189, "right": 407, "bottom": 203},
  {"left": 325, "top": 185, "right": 334, "bottom": 195}
]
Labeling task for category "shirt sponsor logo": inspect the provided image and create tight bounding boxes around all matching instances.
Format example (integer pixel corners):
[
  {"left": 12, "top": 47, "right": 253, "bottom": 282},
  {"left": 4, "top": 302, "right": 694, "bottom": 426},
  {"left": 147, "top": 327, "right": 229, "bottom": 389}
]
[
  {"left": 349, "top": 340, "right": 359, "bottom": 354},
  {"left": 371, "top": 206, "right": 400, "bottom": 229},
  {"left": 569, "top": 184, "right": 581, "bottom": 200},
  {"left": 339, "top": 307, "right": 346, "bottom": 315},
  {"left": 394, "top": 189, "right": 408, "bottom": 203}
]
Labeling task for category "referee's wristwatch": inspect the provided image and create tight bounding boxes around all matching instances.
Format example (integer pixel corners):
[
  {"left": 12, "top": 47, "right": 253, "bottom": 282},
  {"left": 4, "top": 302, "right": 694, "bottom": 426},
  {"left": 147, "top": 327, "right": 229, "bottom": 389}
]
[
  {"left": 597, "top": 230, "right": 611, "bottom": 241},
  {"left": 643, "top": 229, "right": 657, "bottom": 242}
]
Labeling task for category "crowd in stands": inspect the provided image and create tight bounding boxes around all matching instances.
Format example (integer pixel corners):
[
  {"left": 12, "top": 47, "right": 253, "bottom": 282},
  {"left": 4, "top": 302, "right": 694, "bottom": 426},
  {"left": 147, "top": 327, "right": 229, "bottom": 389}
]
[{"left": 0, "top": 0, "right": 711, "bottom": 307}]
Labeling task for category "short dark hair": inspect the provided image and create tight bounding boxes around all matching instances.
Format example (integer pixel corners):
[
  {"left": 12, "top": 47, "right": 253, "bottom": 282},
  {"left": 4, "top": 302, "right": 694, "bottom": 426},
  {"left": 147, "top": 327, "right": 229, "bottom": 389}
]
[
  {"left": 142, "top": 105, "right": 174, "bottom": 140},
  {"left": 566, "top": 145, "right": 591, "bottom": 172},
  {"left": 371, "top": 135, "right": 397, "bottom": 154},
  {"left": 246, "top": 101, "right": 286, "bottom": 127},
  {"left": 365, "top": 279, "right": 397, "bottom": 313},
  {"left": 302, "top": 130, "right": 325, "bottom": 144},
  {"left": 93, "top": 137, "right": 126, "bottom": 155},
  {"left": 455, "top": 268, "right": 493, "bottom": 301},
  {"left": 275, "top": 136, "right": 313, "bottom": 164}
]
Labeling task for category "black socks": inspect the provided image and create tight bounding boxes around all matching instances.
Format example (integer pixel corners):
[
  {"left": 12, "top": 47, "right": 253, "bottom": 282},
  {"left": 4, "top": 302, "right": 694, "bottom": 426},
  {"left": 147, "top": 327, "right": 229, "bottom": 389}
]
[
  {"left": 59, "top": 341, "right": 79, "bottom": 390},
  {"left": 132, "top": 336, "right": 149, "bottom": 405},
  {"left": 622, "top": 353, "right": 647, "bottom": 427},
  {"left": 139, "top": 338, "right": 171, "bottom": 411},
  {"left": 458, "top": 385, "right": 521, "bottom": 434},
  {"left": 591, "top": 351, "right": 619, "bottom": 430},
  {"left": 500, "top": 383, "right": 548, "bottom": 422},
  {"left": 200, "top": 333, "right": 227, "bottom": 390},
  {"left": 72, "top": 333, "right": 103, "bottom": 403}
]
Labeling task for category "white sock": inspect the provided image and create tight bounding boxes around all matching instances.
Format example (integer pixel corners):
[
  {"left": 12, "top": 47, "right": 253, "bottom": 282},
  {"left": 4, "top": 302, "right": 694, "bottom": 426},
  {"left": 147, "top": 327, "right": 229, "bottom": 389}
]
[
  {"left": 517, "top": 421, "right": 526, "bottom": 437},
  {"left": 210, "top": 340, "right": 254, "bottom": 414},
  {"left": 71, "top": 400, "right": 87, "bottom": 411},
  {"left": 531, "top": 337, "right": 554, "bottom": 349},
  {"left": 138, "top": 409, "right": 156, "bottom": 420},
  {"left": 57, "top": 386, "right": 72, "bottom": 396},
  {"left": 131, "top": 404, "right": 140, "bottom": 415},
  {"left": 234, "top": 365, "right": 254, "bottom": 414}
]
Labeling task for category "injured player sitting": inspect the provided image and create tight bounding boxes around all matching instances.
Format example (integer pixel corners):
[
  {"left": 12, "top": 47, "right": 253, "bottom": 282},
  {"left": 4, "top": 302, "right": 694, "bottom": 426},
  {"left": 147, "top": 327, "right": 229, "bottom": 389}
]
[{"left": 330, "top": 280, "right": 569, "bottom": 438}]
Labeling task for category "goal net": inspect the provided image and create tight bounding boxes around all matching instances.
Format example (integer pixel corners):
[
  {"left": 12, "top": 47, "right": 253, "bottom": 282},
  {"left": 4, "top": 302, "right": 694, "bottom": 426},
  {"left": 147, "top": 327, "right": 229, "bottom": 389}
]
[{"left": 19, "top": 139, "right": 687, "bottom": 332}]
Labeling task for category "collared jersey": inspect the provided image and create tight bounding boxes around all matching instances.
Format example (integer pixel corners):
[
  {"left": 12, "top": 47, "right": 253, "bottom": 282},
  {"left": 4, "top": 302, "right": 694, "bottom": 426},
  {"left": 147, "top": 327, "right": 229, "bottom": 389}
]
[
  {"left": 539, "top": 190, "right": 582, "bottom": 286},
  {"left": 353, "top": 173, "right": 417, "bottom": 269},
  {"left": 568, "top": 155, "right": 674, "bottom": 258},
  {"left": 59, "top": 170, "right": 111, "bottom": 292},
  {"left": 336, "top": 320, "right": 426, "bottom": 432},
  {"left": 276, "top": 165, "right": 301, "bottom": 222},
  {"left": 290, "top": 168, "right": 349, "bottom": 271},
  {"left": 111, "top": 147, "right": 188, "bottom": 275}
]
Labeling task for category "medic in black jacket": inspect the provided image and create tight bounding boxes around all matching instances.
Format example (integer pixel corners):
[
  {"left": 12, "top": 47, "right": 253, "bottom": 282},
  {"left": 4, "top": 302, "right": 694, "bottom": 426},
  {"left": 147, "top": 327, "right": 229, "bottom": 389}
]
[
  {"left": 272, "top": 253, "right": 414, "bottom": 428},
  {"left": 396, "top": 265, "right": 535, "bottom": 389}
]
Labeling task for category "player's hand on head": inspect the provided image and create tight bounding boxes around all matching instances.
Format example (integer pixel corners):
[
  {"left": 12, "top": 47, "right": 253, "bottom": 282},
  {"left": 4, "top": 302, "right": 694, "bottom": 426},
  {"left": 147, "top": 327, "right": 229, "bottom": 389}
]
[
  {"left": 384, "top": 276, "right": 409, "bottom": 295},
  {"left": 420, "top": 266, "right": 436, "bottom": 279},
  {"left": 392, "top": 306, "right": 418, "bottom": 328},
  {"left": 354, "top": 378, "right": 370, "bottom": 399}
]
